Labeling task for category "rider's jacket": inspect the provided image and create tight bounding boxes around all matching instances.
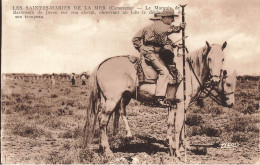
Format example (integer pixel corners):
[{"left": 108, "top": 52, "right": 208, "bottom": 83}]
[{"left": 132, "top": 20, "right": 181, "bottom": 50}]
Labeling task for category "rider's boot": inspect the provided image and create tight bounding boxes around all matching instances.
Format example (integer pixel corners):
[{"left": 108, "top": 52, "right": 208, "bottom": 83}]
[{"left": 155, "top": 96, "right": 171, "bottom": 107}]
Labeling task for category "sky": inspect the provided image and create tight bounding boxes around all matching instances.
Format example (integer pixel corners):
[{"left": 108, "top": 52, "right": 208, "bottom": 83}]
[{"left": 2, "top": 0, "right": 260, "bottom": 75}]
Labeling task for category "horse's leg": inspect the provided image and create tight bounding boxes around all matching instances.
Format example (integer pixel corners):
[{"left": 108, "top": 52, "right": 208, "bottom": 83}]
[
  {"left": 113, "top": 95, "right": 131, "bottom": 137},
  {"left": 167, "top": 107, "right": 176, "bottom": 156},
  {"left": 113, "top": 103, "right": 120, "bottom": 135},
  {"left": 174, "top": 102, "right": 185, "bottom": 160},
  {"left": 120, "top": 96, "right": 132, "bottom": 138},
  {"left": 99, "top": 99, "right": 118, "bottom": 159}
]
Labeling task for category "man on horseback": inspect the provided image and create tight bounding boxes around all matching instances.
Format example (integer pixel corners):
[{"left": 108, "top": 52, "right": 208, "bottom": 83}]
[
  {"left": 150, "top": 12, "right": 176, "bottom": 53},
  {"left": 132, "top": 9, "right": 185, "bottom": 106}
]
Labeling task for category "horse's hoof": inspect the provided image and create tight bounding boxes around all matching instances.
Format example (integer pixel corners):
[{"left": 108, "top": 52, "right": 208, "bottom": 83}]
[
  {"left": 182, "top": 140, "right": 191, "bottom": 149},
  {"left": 124, "top": 136, "right": 133, "bottom": 144},
  {"left": 126, "top": 134, "right": 133, "bottom": 139},
  {"left": 169, "top": 147, "right": 174, "bottom": 156},
  {"left": 104, "top": 150, "right": 115, "bottom": 161},
  {"left": 174, "top": 156, "right": 183, "bottom": 163},
  {"left": 113, "top": 130, "right": 119, "bottom": 136},
  {"left": 175, "top": 151, "right": 184, "bottom": 162}
]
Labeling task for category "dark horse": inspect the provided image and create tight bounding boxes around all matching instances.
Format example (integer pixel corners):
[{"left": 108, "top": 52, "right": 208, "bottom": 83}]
[{"left": 83, "top": 41, "right": 235, "bottom": 161}]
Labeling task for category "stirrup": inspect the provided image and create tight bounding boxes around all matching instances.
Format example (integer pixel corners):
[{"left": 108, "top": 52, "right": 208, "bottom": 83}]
[{"left": 156, "top": 98, "right": 171, "bottom": 107}]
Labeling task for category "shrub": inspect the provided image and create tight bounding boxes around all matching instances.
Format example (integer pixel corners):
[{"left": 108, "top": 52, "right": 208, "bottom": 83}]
[
  {"left": 45, "top": 119, "right": 62, "bottom": 129},
  {"left": 14, "top": 103, "right": 33, "bottom": 112},
  {"left": 45, "top": 151, "right": 62, "bottom": 164},
  {"left": 23, "top": 93, "right": 35, "bottom": 100},
  {"left": 64, "top": 88, "right": 71, "bottom": 95},
  {"left": 246, "top": 124, "right": 259, "bottom": 133},
  {"left": 66, "top": 99, "right": 75, "bottom": 107},
  {"left": 2, "top": 100, "right": 15, "bottom": 106},
  {"left": 202, "top": 126, "right": 221, "bottom": 137},
  {"left": 59, "top": 131, "right": 73, "bottom": 139},
  {"left": 80, "top": 91, "right": 87, "bottom": 95},
  {"left": 190, "top": 126, "right": 203, "bottom": 136},
  {"left": 186, "top": 113, "right": 203, "bottom": 126},
  {"left": 51, "top": 94, "right": 58, "bottom": 98},
  {"left": 231, "top": 132, "right": 248, "bottom": 142},
  {"left": 12, "top": 93, "right": 21, "bottom": 98},
  {"left": 12, "top": 123, "right": 44, "bottom": 138},
  {"left": 225, "top": 116, "right": 260, "bottom": 133},
  {"left": 241, "top": 102, "right": 258, "bottom": 114},
  {"left": 72, "top": 127, "right": 82, "bottom": 139},
  {"left": 63, "top": 142, "right": 71, "bottom": 150}
]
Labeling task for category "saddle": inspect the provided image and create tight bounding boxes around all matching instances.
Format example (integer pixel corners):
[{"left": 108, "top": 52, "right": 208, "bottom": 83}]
[
  {"left": 129, "top": 50, "right": 182, "bottom": 84},
  {"left": 128, "top": 51, "right": 182, "bottom": 102}
]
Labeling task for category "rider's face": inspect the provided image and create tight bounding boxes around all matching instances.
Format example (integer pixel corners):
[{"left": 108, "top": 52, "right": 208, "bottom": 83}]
[{"left": 163, "top": 17, "right": 175, "bottom": 25}]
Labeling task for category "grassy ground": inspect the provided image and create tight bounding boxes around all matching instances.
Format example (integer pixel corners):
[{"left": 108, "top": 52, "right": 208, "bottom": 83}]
[{"left": 1, "top": 78, "right": 259, "bottom": 164}]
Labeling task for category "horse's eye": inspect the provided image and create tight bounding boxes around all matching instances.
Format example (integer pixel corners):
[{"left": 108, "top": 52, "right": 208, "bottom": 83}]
[
  {"left": 208, "top": 58, "right": 211, "bottom": 62},
  {"left": 222, "top": 58, "right": 224, "bottom": 62},
  {"left": 226, "top": 83, "right": 231, "bottom": 87}
]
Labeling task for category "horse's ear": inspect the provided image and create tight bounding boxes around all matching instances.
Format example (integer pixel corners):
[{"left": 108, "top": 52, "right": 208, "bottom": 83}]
[
  {"left": 203, "top": 41, "right": 210, "bottom": 62},
  {"left": 206, "top": 41, "right": 210, "bottom": 49},
  {"left": 222, "top": 41, "right": 227, "bottom": 50}
]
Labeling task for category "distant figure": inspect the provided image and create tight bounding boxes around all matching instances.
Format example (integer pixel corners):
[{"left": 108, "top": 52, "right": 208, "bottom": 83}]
[
  {"left": 51, "top": 73, "right": 55, "bottom": 86},
  {"left": 71, "top": 73, "right": 76, "bottom": 85},
  {"left": 81, "top": 72, "right": 88, "bottom": 85}
]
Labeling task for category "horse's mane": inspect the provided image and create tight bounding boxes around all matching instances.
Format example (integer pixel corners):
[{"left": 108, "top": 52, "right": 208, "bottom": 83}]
[{"left": 186, "top": 45, "right": 208, "bottom": 77}]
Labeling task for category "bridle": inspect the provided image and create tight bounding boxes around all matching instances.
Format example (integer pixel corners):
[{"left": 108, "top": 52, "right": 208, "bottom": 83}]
[{"left": 186, "top": 53, "right": 232, "bottom": 108}]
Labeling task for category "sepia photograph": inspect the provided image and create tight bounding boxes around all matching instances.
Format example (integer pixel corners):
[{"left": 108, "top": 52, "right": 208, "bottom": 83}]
[{"left": 1, "top": 0, "right": 260, "bottom": 164}]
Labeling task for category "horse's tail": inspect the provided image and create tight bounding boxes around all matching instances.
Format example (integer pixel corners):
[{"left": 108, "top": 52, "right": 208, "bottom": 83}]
[{"left": 83, "top": 66, "right": 101, "bottom": 148}]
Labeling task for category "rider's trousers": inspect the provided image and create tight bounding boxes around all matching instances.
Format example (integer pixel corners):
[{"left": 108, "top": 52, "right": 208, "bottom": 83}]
[{"left": 141, "top": 45, "right": 170, "bottom": 97}]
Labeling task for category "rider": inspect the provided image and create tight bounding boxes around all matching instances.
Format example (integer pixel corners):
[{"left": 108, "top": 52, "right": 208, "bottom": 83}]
[
  {"left": 132, "top": 9, "right": 185, "bottom": 106},
  {"left": 149, "top": 12, "right": 178, "bottom": 66}
]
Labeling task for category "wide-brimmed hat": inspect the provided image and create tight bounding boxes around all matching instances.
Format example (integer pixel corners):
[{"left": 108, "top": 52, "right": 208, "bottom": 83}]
[
  {"left": 149, "top": 13, "right": 162, "bottom": 20},
  {"left": 161, "top": 9, "right": 179, "bottom": 17}
]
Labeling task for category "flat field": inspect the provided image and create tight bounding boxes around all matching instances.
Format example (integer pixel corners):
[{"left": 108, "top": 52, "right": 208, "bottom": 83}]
[{"left": 1, "top": 78, "right": 259, "bottom": 164}]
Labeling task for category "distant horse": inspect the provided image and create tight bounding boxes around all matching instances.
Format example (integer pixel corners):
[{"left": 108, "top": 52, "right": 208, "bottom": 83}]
[{"left": 83, "top": 41, "right": 230, "bottom": 160}]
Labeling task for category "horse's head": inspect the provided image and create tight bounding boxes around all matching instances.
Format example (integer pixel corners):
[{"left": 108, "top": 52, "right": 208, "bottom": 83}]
[
  {"left": 220, "top": 70, "right": 237, "bottom": 108},
  {"left": 203, "top": 41, "right": 227, "bottom": 86}
]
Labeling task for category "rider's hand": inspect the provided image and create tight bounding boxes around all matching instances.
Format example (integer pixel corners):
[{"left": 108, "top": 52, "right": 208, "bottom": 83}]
[
  {"left": 139, "top": 45, "right": 147, "bottom": 55},
  {"left": 164, "top": 45, "right": 174, "bottom": 51},
  {"left": 171, "top": 44, "right": 177, "bottom": 48},
  {"left": 180, "top": 22, "right": 186, "bottom": 29},
  {"left": 177, "top": 44, "right": 184, "bottom": 48}
]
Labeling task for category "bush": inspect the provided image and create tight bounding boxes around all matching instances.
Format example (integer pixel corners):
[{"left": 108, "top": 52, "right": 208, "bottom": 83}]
[
  {"left": 59, "top": 131, "right": 73, "bottom": 139},
  {"left": 186, "top": 113, "right": 203, "bottom": 126},
  {"left": 46, "top": 151, "right": 62, "bottom": 164},
  {"left": 2, "top": 100, "right": 15, "bottom": 106},
  {"left": 59, "top": 128, "right": 82, "bottom": 139},
  {"left": 14, "top": 103, "right": 33, "bottom": 112},
  {"left": 202, "top": 126, "right": 221, "bottom": 137},
  {"left": 225, "top": 116, "right": 260, "bottom": 133},
  {"left": 12, "top": 93, "right": 21, "bottom": 98},
  {"left": 65, "top": 99, "right": 75, "bottom": 107},
  {"left": 45, "top": 119, "right": 62, "bottom": 129},
  {"left": 246, "top": 124, "right": 259, "bottom": 133},
  {"left": 231, "top": 132, "right": 248, "bottom": 142},
  {"left": 51, "top": 94, "right": 58, "bottom": 98},
  {"left": 190, "top": 126, "right": 203, "bottom": 136},
  {"left": 12, "top": 123, "right": 44, "bottom": 138},
  {"left": 241, "top": 103, "right": 258, "bottom": 114}
]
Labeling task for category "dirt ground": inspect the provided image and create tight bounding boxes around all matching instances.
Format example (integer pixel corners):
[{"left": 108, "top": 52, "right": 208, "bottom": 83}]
[{"left": 1, "top": 78, "right": 259, "bottom": 164}]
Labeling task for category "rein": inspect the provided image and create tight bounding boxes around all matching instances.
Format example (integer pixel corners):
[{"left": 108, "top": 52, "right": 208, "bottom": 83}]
[{"left": 186, "top": 58, "right": 226, "bottom": 107}]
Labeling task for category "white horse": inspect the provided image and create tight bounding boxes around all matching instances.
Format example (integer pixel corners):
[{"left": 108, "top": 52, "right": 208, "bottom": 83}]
[{"left": 83, "top": 41, "right": 230, "bottom": 161}]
